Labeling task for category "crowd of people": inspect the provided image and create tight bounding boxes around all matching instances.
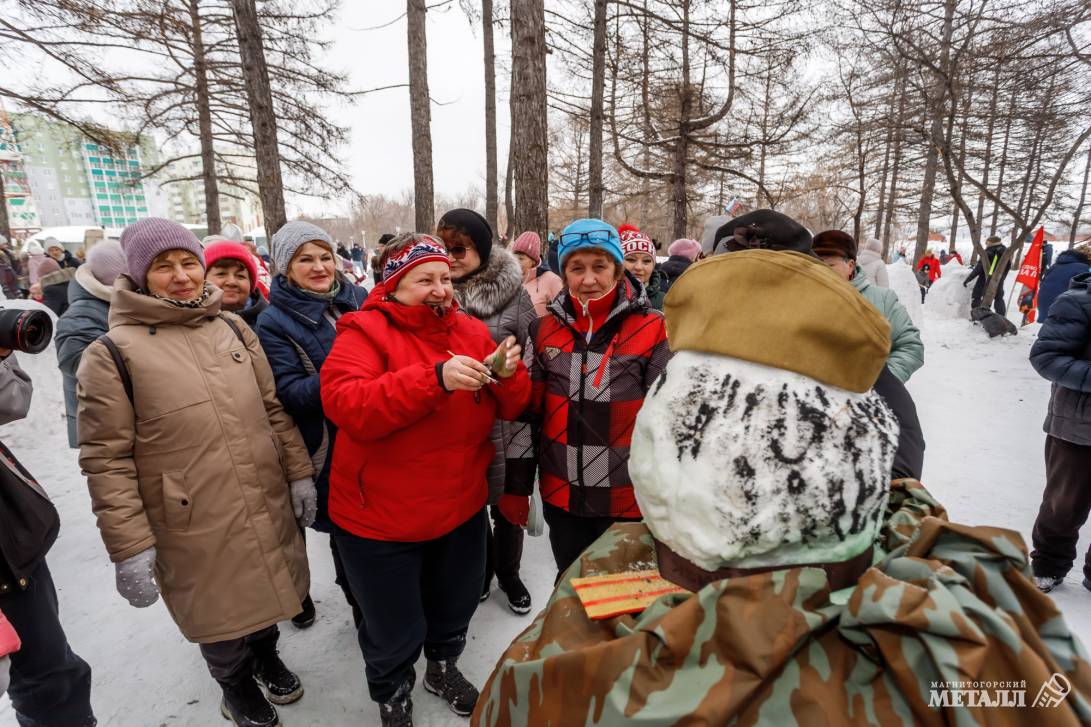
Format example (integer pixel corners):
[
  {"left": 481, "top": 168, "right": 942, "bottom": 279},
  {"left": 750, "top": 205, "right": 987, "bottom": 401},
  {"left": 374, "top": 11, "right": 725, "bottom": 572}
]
[{"left": 0, "top": 207, "right": 1088, "bottom": 727}]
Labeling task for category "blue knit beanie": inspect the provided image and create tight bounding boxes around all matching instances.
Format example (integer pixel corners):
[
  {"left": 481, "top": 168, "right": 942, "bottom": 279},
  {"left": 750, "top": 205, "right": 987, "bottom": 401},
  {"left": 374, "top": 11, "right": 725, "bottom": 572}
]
[{"left": 558, "top": 219, "right": 623, "bottom": 267}]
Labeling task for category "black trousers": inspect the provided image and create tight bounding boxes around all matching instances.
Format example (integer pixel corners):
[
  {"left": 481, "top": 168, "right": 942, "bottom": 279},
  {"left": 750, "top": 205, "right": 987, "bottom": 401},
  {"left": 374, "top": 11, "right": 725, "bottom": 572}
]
[
  {"left": 971, "top": 279, "right": 1007, "bottom": 315},
  {"left": 329, "top": 535, "right": 363, "bottom": 628},
  {"left": 0, "top": 560, "right": 95, "bottom": 727},
  {"left": 483, "top": 504, "right": 524, "bottom": 590},
  {"left": 1031, "top": 436, "right": 1091, "bottom": 580},
  {"left": 543, "top": 502, "right": 640, "bottom": 577},
  {"left": 334, "top": 509, "right": 487, "bottom": 704},
  {"left": 198, "top": 625, "right": 278, "bottom": 686}
]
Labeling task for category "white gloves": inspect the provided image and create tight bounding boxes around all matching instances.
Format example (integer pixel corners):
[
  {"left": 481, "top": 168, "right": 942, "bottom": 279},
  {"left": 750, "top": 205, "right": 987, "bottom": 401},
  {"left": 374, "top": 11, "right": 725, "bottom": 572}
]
[
  {"left": 290, "top": 478, "right": 317, "bottom": 528},
  {"left": 115, "top": 547, "right": 159, "bottom": 608}
]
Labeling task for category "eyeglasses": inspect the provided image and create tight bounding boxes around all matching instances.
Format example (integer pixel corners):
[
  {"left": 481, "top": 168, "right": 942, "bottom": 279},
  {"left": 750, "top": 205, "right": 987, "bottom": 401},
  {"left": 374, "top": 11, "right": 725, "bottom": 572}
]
[
  {"left": 560, "top": 229, "right": 615, "bottom": 246},
  {"left": 447, "top": 245, "right": 472, "bottom": 259}
]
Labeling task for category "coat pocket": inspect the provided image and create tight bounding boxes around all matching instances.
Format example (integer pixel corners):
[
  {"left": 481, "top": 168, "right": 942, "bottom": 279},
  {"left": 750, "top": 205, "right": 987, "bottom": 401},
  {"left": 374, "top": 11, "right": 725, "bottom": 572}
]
[{"left": 161, "top": 471, "right": 192, "bottom": 532}]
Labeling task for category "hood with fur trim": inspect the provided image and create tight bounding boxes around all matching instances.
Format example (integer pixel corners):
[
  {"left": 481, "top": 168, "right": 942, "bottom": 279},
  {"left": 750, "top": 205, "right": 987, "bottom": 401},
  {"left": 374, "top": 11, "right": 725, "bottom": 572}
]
[{"left": 453, "top": 246, "right": 525, "bottom": 319}]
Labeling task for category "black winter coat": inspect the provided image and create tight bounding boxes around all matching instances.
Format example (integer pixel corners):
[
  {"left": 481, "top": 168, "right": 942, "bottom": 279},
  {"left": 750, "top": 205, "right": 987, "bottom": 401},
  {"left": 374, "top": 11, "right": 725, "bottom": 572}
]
[
  {"left": 1030, "top": 272, "right": 1091, "bottom": 446},
  {"left": 55, "top": 269, "right": 111, "bottom": 447},
  {"left": 1038, "top": 249, "right": 1090, "bottom": 320},
  {"left": 659, "top": 255, "right": 693, "bottom": 292},
  {"left": 965, "top": 245, "right": 1011, "bottom": 293}
]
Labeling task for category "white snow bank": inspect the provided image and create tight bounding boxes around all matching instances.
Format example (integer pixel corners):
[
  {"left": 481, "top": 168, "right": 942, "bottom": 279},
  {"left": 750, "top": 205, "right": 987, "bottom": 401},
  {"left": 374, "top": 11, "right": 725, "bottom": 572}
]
[
  {"left": 925, "top": 265, "right": 973, "bottom": 320},
  {"left": 887, "top": 262, "right": 923, "bottom": 328}
]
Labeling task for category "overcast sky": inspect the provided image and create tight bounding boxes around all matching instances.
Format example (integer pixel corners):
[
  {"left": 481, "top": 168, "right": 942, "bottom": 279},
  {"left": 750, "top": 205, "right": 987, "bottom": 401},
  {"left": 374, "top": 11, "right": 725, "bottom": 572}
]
[{"left": 295, "top": 3, "right": 509, "bottom": 215}]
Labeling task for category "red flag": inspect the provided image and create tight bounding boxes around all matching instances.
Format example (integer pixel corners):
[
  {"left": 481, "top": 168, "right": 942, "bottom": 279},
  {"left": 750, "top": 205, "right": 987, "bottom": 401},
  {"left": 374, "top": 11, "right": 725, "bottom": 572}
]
[{"left": 1016, "top": 227, "right": 1045, "bottom": 290}]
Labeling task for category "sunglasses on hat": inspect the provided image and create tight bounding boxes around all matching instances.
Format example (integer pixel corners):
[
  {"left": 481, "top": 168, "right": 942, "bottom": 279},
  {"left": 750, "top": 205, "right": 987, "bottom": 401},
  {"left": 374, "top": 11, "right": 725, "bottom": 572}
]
[{"left": 560, "top": 229, "right": 615, "bottom": 246}]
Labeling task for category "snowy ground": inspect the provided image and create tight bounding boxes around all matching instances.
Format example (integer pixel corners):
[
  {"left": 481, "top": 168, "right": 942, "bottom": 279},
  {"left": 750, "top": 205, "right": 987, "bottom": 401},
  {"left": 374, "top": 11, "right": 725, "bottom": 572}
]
[{"left": 1, "top": 290, "right": 1089, "bottom": 726}]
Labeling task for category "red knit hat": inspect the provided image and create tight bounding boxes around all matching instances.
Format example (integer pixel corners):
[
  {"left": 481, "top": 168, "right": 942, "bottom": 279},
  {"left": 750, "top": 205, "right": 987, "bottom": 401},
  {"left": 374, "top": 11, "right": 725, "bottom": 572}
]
[
  {"left": 383, "top": 236, "right": 450, "bottom": 289},
  {"left": 204, "top": 240, "right": 258, "bottom": 287},
  {"left": 621, "top": 229, "right": 656, "bottom": 258}
]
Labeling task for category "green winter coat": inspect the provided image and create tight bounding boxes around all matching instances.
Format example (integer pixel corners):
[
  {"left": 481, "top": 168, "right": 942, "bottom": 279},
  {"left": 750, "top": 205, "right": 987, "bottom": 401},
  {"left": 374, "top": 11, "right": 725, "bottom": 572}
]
[
  {"left": 644, "top": 268, "right": 667, "bottom": 311},
  {"left": 473, "top": 480, "right": 1091, "bottom": 726},
  {"left": 854, "top": 266, "right": 924, "bottom": 382}
]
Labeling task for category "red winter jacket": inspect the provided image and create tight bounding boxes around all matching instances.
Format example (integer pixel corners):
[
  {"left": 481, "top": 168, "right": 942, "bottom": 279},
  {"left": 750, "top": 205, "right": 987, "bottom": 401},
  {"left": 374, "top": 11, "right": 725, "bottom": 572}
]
[
  {"left": 321, "top": 285, "right": 531, "bottom": 542},
  {"left": 916, "top": 255, "right": 942, "bottom": 283},
  {"left": 505, "top": 275, "right": 671, "bottom": 519}
]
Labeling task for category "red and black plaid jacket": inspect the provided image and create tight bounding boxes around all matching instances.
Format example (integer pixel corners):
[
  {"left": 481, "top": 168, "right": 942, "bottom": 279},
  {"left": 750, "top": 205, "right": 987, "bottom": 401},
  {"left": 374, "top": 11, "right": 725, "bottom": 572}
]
[{"left": 505, "top": 276, "right": 671, "bottom": 518}]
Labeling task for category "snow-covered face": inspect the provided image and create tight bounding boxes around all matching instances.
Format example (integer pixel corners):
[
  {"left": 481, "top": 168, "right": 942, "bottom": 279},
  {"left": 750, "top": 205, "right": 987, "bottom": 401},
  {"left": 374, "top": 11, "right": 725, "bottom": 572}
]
[{"left": 630, "top": 351, "right": 899, "bottom": 571}]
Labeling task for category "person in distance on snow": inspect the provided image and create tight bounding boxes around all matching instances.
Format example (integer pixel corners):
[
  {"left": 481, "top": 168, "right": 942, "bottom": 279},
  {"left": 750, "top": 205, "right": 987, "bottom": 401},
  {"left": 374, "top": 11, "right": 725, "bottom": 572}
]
[
  {"left": 963, "top": 235, "right": 1012, "bottom": 315},
  {"left": 435, "top": 209, "right": 538, "bottom": 615},
  {"left": 76, "top": 218, "right": 317, "bottom": 727},
  {"left": 255, "top": 221, "right": 368, "bottom": 630},
  {"left": 1028, "top": 268, "right": 1091, "bottom": 594},
  {"left": 813, "top": 229, "right": 924, "bottom": 383},
  {"left": 320, "top": 234, "right": 530, "bottom": 727},
  {"left": 502, "top": 219, "right": 671, "bottom": 576}
]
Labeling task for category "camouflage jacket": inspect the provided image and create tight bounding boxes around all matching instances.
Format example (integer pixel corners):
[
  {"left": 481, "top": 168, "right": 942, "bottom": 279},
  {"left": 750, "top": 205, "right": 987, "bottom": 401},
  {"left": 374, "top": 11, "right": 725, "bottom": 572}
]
[{"left": 473, "top": 480, "right": 1091, "bottom": 726}]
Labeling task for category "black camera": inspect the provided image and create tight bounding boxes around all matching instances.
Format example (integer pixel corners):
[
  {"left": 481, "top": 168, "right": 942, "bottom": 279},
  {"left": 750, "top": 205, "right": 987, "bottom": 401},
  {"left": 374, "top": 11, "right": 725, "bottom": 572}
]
[{"left": 0, "top": 308, "right": 53, "bottom": 354}]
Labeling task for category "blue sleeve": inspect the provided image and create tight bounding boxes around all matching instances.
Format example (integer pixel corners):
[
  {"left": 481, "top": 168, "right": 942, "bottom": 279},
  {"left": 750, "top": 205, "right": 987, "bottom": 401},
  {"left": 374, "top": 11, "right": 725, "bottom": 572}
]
[
  {"left": 255, "top": 315, "right": 323, "bottom": 419},
  {"left": 1030, "top": 293, "right": 1091, "bottom": 392}
]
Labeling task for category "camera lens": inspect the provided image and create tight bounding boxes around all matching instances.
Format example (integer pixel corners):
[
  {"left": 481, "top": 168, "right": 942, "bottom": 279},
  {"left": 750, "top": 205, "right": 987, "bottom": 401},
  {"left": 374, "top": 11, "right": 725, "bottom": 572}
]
[{"left": 0, "top": 309, "right": 54, "bottom": 354}]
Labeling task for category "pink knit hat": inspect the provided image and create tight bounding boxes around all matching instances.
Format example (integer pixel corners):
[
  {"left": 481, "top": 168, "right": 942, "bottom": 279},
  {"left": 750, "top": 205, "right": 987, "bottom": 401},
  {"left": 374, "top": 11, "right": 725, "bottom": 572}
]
[
  {"left": 667, "top": 238, "right": 702, "bottom": 261},
  {"left": 512, "top": 231, "right": 542, "bottom": 265}
]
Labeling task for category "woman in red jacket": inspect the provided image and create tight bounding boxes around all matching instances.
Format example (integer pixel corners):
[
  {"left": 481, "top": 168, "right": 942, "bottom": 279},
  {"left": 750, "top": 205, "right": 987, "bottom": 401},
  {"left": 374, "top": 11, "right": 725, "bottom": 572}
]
[{"left": 321, "top": 234, "right": 529, "bottom": 726}]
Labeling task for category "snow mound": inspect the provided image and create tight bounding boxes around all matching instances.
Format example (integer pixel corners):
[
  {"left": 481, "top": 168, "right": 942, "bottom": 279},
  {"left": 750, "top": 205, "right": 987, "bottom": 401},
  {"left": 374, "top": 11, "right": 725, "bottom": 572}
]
[
  {"left": 927, "top": 266, "right": 973, "bottom": 320},
  {"left": 887, "top": 263, "right": 923, "bottom": 328}
]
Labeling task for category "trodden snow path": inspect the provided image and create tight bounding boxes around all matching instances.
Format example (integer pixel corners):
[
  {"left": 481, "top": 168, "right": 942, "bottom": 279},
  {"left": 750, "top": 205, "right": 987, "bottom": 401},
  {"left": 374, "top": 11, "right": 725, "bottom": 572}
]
[{"left": 0, "top": 299, "right": 1088, "bottom": 726}]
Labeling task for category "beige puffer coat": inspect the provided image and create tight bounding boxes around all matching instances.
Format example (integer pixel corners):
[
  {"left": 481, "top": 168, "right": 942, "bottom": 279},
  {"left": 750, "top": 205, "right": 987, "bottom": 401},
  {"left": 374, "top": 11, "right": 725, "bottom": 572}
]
[{"left": 76, "top": 276, "right": 312, "bottom": 643}]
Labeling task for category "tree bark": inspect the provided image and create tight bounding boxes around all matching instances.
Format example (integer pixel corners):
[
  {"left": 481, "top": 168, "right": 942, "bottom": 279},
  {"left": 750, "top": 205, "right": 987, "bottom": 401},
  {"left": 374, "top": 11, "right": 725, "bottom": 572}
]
[
  {"left": 189, "top": 0, "right": 221, "bottom": 235},
  {"left": 989, "top": 86, "right": 1017, "bottom": 238},
  {"left": 973, "top": 66, "right": 1001, "bottom": 252},
  {"left": 882, "top": 72, "right": 908, "bottom": 259},
  {"left": 231, "top": 0, "right": 286, "bottom": 236},
  {"left": 482, "top": 0, "right": 498, "bottom": 239},
  {"left": 1072, "top": 144, "right": 1091, "bottom": 248},
  {"left": 510, "top": 0, "right": 549, "bottom": 239},
  {"left": 671, "top": 0, "right": 693, "bottom": 240},
  {"left": 587, "top": 0, "right": 607, "bottom": 218},
  {"left": 407, "top": 0, "right": 434, "bottom": 231},
  {"left": 504, "top": 115, "right": 514, "bottom": 240},
  {"left": 0, "top": 169, "right": 10, "bottom": 244}
]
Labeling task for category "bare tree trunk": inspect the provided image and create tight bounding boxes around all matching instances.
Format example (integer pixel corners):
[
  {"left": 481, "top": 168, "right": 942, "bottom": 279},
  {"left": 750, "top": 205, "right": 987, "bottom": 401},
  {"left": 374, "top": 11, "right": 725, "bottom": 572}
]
[
  {"left": 873, "top": 92, "right": 896, "bottom": 239},
  {"left": 973, "top": 66, "right": 1001, "bottom": 252},
  {"left": 671, "top": 0, "right": 692, "bottom": 240},
  {"left": 947, "top": 88, "right": 971, "bottom": 253},
  {"left": 1070, "top": 144, "right": 1091, "bottom": 248},
  {"left": 504, "top": 119, "right": 514, "bottom": 239},
  {"left": 510, "top": 0, "right": 549, "bottom": 238},
  {"left": 482, "top": 0, "right": 497, "bottom": 239},
  {"left": 231, "top": 0, "right": 286, "bottom": 235},
  {"left": 0, "top": 170, "right": 10, "bottom": 244},
  {"left": 758, "top": 70, "right": 772, "bottom": 208},
  {"left": 638, "top": 0, "right": 651, "bottom": 226},
  {"left": 990, "top": 87, "right": 1017, "bottom": 238},
  {"left": 189, "top": 0, "right": 221, "bottom": 235},
  {"left": 882, "top": 73, "right": 908, "bottom": 259},
  {"left": 407, "top": 0, "right": 434, "bottom": 231},
  {"left": 587, "top": 0, "right": 607, "bottom": 218}
]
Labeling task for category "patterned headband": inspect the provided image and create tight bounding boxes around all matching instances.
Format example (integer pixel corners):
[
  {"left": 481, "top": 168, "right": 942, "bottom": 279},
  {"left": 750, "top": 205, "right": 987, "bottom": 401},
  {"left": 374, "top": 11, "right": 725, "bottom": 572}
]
[{"left": 382, "top": 237, "right": 450, "bottom": 287}]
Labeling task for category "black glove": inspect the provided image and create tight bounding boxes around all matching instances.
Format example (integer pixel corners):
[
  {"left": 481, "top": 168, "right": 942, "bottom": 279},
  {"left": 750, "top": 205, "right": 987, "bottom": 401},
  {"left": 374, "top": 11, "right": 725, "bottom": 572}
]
[{"left": 962, "top": 279, "right": 969, "bottom": 288}]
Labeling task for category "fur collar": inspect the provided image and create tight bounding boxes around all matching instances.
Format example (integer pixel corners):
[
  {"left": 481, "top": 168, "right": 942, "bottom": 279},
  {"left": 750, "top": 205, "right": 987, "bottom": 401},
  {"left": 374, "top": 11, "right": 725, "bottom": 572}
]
[
  {"left": 75, "top": 264, "right": 113, "bottom": 302},
  {"left": 454, "top": 247, "right": 524, "bottom": 319}
]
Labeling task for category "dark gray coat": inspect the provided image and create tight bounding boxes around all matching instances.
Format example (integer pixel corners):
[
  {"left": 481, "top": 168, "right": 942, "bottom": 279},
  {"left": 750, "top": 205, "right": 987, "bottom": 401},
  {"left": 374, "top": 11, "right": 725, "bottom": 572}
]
[
  {"left": 54, "top": 266, "right": 112, "bottom": 447},
  {"left": 454, "top": 247, "right": 537, "bottom": 503},
  {"left": 1030, "top": 273, "right": 1091, "bottom": 445}
]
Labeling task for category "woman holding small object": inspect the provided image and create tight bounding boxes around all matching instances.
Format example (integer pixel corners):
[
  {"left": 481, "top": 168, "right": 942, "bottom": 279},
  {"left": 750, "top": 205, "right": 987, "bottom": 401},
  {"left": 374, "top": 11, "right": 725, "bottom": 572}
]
[{"left": 320, "top": 233, "right": 530, "bottom": 726}]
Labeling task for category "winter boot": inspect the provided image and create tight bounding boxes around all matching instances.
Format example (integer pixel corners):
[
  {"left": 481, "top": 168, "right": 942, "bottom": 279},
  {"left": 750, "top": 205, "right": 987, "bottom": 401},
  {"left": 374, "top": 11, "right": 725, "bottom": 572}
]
[
  {"left": 291, "top": 593, "right": 316, "bottom": 629},
  {"left": 424, "top": 658, "right": 479, "bottom": 716},
  {"left": 250, "top": 631, "right": 304, "bottom": 705},
  {"left": 219, "top": 678, "right": 279, "bottom": 727},
  {"left": 378, "top": 681, "right": 414, "bottom": 727},
  {"left": 498, "top": 577, "right": 532, "bottom": 615},
  {"left": 1035, "top": 575, "right": 1064, "bottom": 593}
]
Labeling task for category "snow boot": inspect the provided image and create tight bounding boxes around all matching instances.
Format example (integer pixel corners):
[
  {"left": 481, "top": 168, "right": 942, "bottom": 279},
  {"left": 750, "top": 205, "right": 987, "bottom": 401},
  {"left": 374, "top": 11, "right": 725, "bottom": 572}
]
[
  {"left": 291, "top": 593, "right": 316, "bottom": 629},
  {"left": 424, "top": 658, "right": 478, "bottom": 716},
  {"left": 378, "top": 682, "right": 414, "bottom": 727},
  {"left": 250, "top": 634, "right": 303, "bottom": 705},
  {"left": 498, "top": 577, "right": 532, "bottom": 615},
  {"left": 219, "top": 678, "right": 280, "bottom": 727},
  {"left": 1035, "top": 575, "right": 1064, "bottom": 593}
]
